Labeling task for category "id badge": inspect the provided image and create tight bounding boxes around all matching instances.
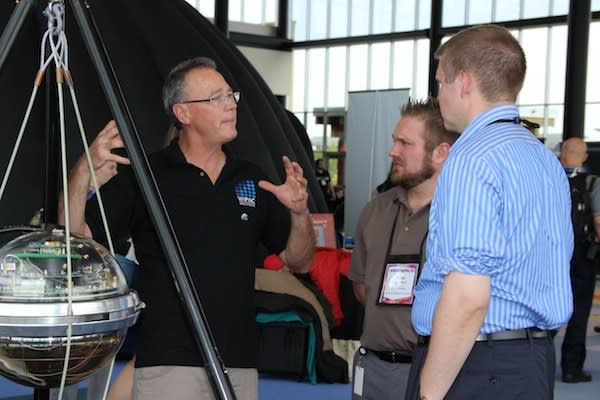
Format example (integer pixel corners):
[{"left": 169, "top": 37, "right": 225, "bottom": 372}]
[{"left": 377, "top": 254, "right": 420, "bottom": 305}]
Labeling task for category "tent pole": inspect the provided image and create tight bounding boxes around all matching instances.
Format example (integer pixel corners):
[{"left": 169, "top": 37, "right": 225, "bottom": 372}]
[
  {"left": 68, "top": 1, "right": 237, "bottom": 399},
  {"left": 0, "top": 0, "right": 35, "bottom": 74}
]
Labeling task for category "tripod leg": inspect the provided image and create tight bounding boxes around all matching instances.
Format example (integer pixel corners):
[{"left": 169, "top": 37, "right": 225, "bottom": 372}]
[{"left": 0, "top": 0, "right": 35, "bottom": 73}]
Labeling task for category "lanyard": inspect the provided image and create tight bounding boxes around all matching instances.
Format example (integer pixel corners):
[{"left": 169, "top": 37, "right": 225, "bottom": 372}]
[
  {"left": 385, "top": 202, "right": 402, "bottom": 256},
  {"left": 385, "top": 200, "right": 428, "bottom": 259},
  {"left": 487, "top": 117, "right": 521, "bottom": 126}
]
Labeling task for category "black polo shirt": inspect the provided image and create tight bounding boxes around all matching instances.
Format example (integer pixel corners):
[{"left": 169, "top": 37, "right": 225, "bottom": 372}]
[{"left": 87, "top": 140, "right": 291, "bottom": 368}]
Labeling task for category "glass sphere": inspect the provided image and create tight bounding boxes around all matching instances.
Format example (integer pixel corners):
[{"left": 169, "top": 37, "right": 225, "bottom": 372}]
[{"left": 0, "top": 227, "right": 143, "bottom": 388}]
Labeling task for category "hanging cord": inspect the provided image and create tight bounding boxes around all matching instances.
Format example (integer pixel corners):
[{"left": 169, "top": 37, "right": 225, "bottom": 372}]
[
  {"left": 0, "top": 1, "right": 115, "bottom": 398},
  {"left": 48, "top": 2, "right": 116, "bottom": 399},
  {"left": 63, "top": 62, "right": 117, "bottom": 400},
  {"left": 44, "top": 2, "right": 73, "bottom": 399}
]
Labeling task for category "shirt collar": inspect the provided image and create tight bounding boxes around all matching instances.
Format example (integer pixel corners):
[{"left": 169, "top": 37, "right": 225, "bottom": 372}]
[
  {"left": 392, "top": 186, "right": 431, "bottom": 213},
  {"left": 454, "top": 104, "right": 520, "bottom": 148},
  {"left": 564, "top": 166, "right": 587, "bottom": 177},
  {"left": 163, "top": 138, "right": 236, "bottom": 166}
]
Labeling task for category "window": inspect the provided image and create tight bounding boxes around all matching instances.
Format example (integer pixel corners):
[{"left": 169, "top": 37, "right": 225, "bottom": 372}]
[
  {"left": 372, "top": 0, "right": 393, "bottom": 35},
  {"left": 189, "top": 0, "right": 600, "bottom": 157},
  {"left": 330, "top": 0, "right": 349, "bottom": 38},
  {"left": 468, "top": 0, "right": 493, "bottom": 25},
  {"left": 519, "top": 28, "right": 549, "bottom": 105},
  {"left": 348, "top": 44, "right": 369, "bottom": 92},
  {"left": 306, "top": 48, "right": 326, "bottom": 110},
  {"left": 350, "top": 1, "right": 370, "bottom": 36},
  {"left": 370, "top": 42, "right": 392, "bottom": 90},
  {"left": 394, "top": 0, "right": 417, "bottom": 32},
  {"left": 309, "top": 1, "right": 328, "bottom": 40},
  {"left": 327, "top": 47, "right": 348, "bottom": 108},
  {"left": 291, "top": 0, "right": 308, "bottom": 41},
  {"left": 291, "top": 49, "right": 306, "bottom": 112}
]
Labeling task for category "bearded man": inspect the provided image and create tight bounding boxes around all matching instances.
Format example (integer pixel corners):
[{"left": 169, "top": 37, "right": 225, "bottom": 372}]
[{"left": 347, "top": 98, "right": 458, "bottom": 400}]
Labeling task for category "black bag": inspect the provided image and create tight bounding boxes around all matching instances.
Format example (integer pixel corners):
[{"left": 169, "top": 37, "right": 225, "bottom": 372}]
[{"left": 569, "top": 172, "right": 596, "bottom": 244}]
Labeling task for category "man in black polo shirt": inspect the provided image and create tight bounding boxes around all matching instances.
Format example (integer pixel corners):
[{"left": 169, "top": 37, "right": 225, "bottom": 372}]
[{"left": 59, "top": 57, "right": 315, "bottom": 400}]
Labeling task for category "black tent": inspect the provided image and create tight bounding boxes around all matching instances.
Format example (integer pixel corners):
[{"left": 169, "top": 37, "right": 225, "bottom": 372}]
[{"left": 0, "top": 0, "right": 327, "bottom": 226}]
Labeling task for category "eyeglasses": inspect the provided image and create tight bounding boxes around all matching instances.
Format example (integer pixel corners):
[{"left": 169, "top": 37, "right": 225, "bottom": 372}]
[{"left": 181, "top": 91, "right": 240, "bottom": 106}]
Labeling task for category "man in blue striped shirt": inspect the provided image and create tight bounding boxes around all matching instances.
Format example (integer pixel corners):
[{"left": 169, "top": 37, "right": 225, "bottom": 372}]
[{"left": 406, "top": 25, "right": 573, "bottom": 400}]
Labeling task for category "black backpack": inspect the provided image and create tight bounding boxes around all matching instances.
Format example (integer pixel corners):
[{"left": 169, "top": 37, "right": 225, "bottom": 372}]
[{"left": 569, "top": 172, "right": 596, "bottom": 244}]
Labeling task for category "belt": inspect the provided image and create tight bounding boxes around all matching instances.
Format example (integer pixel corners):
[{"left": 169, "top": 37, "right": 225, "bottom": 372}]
[
  {"left": 362, "top": 347, "right": 412, "bottom": 363},
  {"left": 418, "top": 328, "right": 553, "bottom": 346}
]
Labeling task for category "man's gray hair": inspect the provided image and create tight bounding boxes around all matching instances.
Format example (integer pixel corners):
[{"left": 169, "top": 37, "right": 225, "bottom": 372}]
[{"left": 162, "top": 57, "right": 217, "bottom": 130}]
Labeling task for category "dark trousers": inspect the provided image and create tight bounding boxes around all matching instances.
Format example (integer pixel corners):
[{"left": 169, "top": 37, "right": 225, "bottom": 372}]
[
  {"left": 405, "top": 336, "right": 555, "bottom": 400},
  {"left": 561, "top": 243, "right": 597, "bottom": 374}
]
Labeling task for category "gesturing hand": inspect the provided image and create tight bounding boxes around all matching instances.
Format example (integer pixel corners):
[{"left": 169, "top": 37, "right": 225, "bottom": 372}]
[
  {"left": 86, "top": 120, "right": 130, "bottom": 187},
  {"left": 258, "top": 156, "right": 309, "bottom": 215}
]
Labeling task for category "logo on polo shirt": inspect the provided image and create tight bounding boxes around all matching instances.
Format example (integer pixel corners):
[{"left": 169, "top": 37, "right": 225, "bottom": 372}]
[{"left": 235, "top": 179, "right": 256, "bottom": 208}]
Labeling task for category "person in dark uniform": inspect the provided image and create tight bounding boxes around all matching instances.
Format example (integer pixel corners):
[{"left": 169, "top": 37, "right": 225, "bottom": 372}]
[
  {"left": 59, "top": 56, "right": 315, "bottom": 400},
  {"left": 315, "top": 158, "right": 336, "bottom": 209},
  {"left": 559, "top": 137, "right": 599, "bottom": 383}
]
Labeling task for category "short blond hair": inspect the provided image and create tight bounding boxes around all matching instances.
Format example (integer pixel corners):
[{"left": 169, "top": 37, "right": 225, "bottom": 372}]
[{"left": 435, "top": 25, "right": 526, "bottom": 103}]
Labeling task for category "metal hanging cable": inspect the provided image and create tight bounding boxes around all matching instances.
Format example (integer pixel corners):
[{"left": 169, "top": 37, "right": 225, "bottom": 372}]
[{"left": 0, "top": 1, "right": 118, "bottom": 398}]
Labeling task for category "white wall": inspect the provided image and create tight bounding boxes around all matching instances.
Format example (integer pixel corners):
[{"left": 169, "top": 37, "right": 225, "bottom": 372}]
[{"left": 237, "top": 46, "right": 292, "bottom": 100}]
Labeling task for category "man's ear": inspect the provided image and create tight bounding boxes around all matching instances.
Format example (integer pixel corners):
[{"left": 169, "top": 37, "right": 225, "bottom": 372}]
[
  {"left": 458, "top": 69, "right": 473, "bottom": 97},
  {"left": 433, "top": 142, "right": 451, "bottom": 165},
  {"left": 172, "top": 103, "right": 188, "bottom": 126}
]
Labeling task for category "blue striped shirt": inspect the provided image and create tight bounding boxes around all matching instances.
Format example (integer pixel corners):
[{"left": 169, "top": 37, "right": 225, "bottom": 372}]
[{"left": 412, "top": 105, "right": 573, "bottom": 335}]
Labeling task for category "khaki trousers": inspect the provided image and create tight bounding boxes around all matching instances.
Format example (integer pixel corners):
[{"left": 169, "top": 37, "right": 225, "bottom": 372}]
[{"left": 133, "top": 366, "right": 258, "bottom": 400}]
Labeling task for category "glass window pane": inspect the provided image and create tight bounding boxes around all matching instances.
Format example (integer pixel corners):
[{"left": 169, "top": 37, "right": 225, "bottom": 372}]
[
  {"left": 587, "top": 22, "right": 600, "bottom": 102},
  {"left": 547, "top": 26, "right": 567, "bottom": 104},
  {"left": 552, "top": 0, "right": 569, "bottom": 15},
  {"left": 594, "top": 0, "right": 600, "bottom": 12},
  {"left": 522, "top": 0, "right": 550, "bottom": 18},
  {"left": 348, "top": 44, "right": 369, "bottom": 91},
  {"left": 350, "top": 1, "right": 370, "bottom": 36},
  {"left": 188, "top": 0, "right": 214, "bottom": 18},
  {"left": 307, "top": 112, "right": 327, "bottom": 154},
  {"left": 370, "top": 42, "right": 391, "bottom": 89},
  {"left": 330, "top": 0, "right": 349, "bottom": 39},
  {"left": 292, "top": 50, "right": 306, "bottom": 112},
  {"left": 243, "top": 0, "right": 263, "bottom": 24},
  {"left": 585, "top": 104, "right": 600, "bottom": 140},
  {"left": 534, "top": 105, "right": 563, "bottom": 151},
  {"left": 394, "top": 0, "right": 416, "bottom": 32},
  {"left": 265, "top": 0, "right": 278, "bottom": 25},
  {"left": 468, "top": 0, "right": 493, "bottom": 25},
  {"left": 372, "top": 0, "right": 393, "bottom": 35},
  {"left": 307, "top": 48, "right": 326, "bottom": 110},
  {"left": 413, "top": 39, "right": 430, "bottom": 99},
  {"left": 443, "top": 0, "right": 465, "bottom": 27},
  {"left": 417, "top": 0, "right": 431, "bottom": 30},
  {"left": 519, "top": 28, "right": 549, "bottom": 105},
  {"left": 392, "top": 41, "right": 414, "bottom": 90},
  {"left": 545, "top": 105, "right": 564, "bottom": 139},
  {"left": 229, "top": 0, "right": 242, "bottom": 21},
  {"left": 309, "top": 0, "right": 328, "bottom": 40},
  {"left": 327, "top": 47, "right": 348, "bottom": 108},
  {"left": 494, "top": 0, "right": 520, "bottom": 22},
  {"left": 291, "top": 0, "right": 307, "bottom": 41}
]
